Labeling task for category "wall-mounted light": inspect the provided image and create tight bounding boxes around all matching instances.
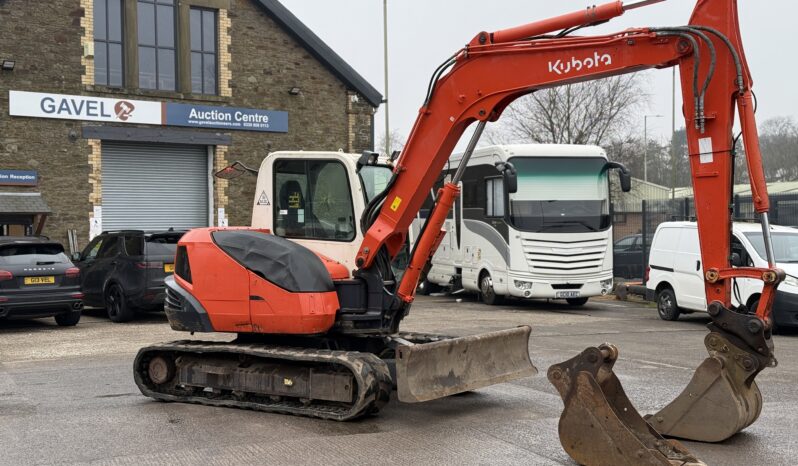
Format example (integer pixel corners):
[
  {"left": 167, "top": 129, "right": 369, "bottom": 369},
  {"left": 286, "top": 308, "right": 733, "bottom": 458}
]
[
  {"left": 1, "top": 59, "right": 15, "bottom": 71},
  {"left": 288, "top": 87, "right": 301, "bottom": 95}
]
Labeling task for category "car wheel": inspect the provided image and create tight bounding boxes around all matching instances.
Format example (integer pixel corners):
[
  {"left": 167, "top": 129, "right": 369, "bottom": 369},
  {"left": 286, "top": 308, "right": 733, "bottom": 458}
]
[
  {"left": 657, "top": 288, "right": 681, "bottom": 321},
  {"left": 106, "top": 284, "right": 135, "bottom": 323},
  {"left": 54, "top": 311, "right": 81, "bottom": 326},
  {"left": 417, "top": 279, "right": 440, "bottom": 296},
  {"left": 480, "top": 274, "right": 504, "bottom": 306},
  {"left": 566, "top": 297, "right": 589, "bottom": 306}
]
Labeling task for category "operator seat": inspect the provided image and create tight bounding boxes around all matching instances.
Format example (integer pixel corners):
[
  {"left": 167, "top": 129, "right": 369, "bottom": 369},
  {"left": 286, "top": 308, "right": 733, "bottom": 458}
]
[{"left": 278, "top": 180, "right": 306, "bottom": 237}]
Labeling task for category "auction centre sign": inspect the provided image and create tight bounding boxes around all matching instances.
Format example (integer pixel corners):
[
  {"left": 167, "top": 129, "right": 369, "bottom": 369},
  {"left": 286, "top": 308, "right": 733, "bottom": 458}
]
[{"left": 8, "top": 90, "right": 288, "bottom": 133}]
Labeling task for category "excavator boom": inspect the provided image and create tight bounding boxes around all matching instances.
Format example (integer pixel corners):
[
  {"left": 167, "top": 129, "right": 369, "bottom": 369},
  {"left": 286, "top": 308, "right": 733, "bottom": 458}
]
[{"left": 352, "top": 0, "right": 779, "bottom": 462}]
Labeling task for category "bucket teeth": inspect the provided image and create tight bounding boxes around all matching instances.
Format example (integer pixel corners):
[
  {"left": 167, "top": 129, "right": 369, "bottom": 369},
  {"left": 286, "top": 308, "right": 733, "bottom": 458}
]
[
  {"left": 549, "top": 344, "right": 705, "bottom": 466},
  {"left": 646, "top": 332, "right": 767, "bottom": 442},
  {"left": 647, "top": 302, "right": 776, "bottom": 443}
]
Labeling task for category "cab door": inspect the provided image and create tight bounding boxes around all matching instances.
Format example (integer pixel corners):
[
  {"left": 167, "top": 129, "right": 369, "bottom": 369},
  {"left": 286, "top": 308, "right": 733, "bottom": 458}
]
[{"left": 267, "top": 156, "right": 363, "bottom": 272}]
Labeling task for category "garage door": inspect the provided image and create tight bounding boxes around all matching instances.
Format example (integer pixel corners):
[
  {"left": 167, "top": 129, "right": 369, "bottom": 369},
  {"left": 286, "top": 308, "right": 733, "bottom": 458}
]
[{"left": 102, "top": 142, "right": 209, "bottom": 230}]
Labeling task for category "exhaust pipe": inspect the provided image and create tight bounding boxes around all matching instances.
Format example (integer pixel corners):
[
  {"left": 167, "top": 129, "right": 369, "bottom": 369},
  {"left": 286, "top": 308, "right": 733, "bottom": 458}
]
[{"left": 72, "top": 302, "right": 84, "bottom": 311}]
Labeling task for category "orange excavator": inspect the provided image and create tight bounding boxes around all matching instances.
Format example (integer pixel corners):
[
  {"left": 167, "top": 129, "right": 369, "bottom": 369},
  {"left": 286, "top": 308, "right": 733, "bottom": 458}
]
[{"left": 135, "top": 0, "right": 778, "bottom": 463}]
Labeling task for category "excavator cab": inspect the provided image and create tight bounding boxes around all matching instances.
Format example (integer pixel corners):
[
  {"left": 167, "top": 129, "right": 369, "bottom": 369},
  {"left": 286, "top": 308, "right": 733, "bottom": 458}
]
[{"left": 246, "top": 152, "right": 390, "bottom": 271}]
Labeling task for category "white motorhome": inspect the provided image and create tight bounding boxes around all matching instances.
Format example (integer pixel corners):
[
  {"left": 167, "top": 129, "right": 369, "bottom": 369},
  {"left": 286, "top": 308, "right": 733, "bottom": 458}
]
[
  {"left": 647, "top": 221, "right": 798, "bottom": 331},
  {"left": 420, "top": 144, "right": 627, "bottom": 305}
]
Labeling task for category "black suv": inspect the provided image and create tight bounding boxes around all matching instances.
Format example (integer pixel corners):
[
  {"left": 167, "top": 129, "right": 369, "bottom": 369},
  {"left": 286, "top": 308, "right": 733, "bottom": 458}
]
[
  {"left": 0, "top": 237, "right": 83, "bottom": 326},
  {"left": 74, "top": 230, "right": 185, "bottom": 322}
]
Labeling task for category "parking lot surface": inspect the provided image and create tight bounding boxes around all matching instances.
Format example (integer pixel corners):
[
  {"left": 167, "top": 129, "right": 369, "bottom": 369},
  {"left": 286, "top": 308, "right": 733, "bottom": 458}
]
[{"left": 1, "top": 296, "right": 796, "bottom": 465}]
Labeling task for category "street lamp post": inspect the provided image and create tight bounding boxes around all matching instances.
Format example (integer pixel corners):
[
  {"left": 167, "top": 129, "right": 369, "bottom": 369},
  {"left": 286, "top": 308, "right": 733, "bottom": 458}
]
[
  {"left": 383, "top": 0, "right": 390, "bottom": 156},
  {"left": 644, "top": 114, "right": 664, "bottom": 182}
]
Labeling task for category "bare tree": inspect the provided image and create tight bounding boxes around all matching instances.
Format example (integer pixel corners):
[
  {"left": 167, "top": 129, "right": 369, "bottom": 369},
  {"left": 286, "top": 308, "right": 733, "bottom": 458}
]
[
  {"left": 759, "top": 116, "right": 798, "bottom": 182},
  {"left": 486, "top": 74, "right": 649, "bottom": 146},
  {"left": 376, "top": 129, "right": 406, "bottom": 157}
]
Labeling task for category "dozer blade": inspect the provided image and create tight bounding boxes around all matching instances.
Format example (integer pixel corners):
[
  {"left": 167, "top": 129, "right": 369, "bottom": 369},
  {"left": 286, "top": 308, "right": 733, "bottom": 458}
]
[
  {"left": 548, "top": 344, "right": 705, "bottom": 466},
  {"left": 646, "top": 302, "right": 776, "bottom": 442},
  {"left": 395, "top": 325, "right": 536, "bottom": 403}
]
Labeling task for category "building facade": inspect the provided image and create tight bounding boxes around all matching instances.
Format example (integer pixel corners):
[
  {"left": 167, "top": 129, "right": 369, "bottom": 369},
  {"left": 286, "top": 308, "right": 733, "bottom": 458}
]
[{"left": 0, "top": 0, "right": 380, "bottom": 248}]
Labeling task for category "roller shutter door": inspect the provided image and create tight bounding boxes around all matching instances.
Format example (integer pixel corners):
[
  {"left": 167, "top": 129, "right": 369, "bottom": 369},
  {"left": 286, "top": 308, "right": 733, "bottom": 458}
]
[{"left": 102, "top": 142, "right": 209, "bottom": 230}]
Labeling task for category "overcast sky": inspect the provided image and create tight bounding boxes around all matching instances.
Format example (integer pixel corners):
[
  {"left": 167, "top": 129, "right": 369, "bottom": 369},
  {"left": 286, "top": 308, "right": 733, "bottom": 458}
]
[{"left": 278, "top": 0, "right": 796, "bottom": 147}]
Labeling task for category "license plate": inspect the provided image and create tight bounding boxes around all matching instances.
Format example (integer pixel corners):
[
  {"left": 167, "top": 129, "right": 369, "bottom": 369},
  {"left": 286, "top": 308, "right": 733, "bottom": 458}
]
[
  {"left": 24, "top": 276, "right": 55, "bottom": 285},
  {"left": 164, "top": 263, "right": 175, "bottom": 273},
  {"left": 555, "top": 291, "right": 581, "bottom": 298}
]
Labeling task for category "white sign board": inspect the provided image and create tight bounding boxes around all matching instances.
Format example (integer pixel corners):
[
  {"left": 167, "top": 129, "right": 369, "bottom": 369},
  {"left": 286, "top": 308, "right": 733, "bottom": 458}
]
[{"left": 9, "top": 90, "right": 162, "bottom": 125}]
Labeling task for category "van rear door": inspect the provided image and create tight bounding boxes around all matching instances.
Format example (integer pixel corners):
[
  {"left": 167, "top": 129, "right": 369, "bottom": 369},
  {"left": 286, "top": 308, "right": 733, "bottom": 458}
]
[{"left": 673, "top": 227, "right": 706, "bottom": 311}]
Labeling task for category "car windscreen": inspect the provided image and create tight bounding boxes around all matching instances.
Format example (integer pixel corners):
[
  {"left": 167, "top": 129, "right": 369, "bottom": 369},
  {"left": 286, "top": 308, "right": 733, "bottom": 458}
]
[
  {"left": 0, "top": 243, "right": 69, "bottom": 265},
  {"left": 145, "top": 234, "right": 183, "bottom": 256}
]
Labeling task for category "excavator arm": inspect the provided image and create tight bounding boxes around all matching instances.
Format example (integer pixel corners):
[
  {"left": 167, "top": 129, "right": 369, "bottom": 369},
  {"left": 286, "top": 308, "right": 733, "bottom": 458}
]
[
  {"left": 357, "top": 0, "right": 780, "bottom": 462},
  {"left": 358, "top": 0, "right": 778, "bottom": 319}
]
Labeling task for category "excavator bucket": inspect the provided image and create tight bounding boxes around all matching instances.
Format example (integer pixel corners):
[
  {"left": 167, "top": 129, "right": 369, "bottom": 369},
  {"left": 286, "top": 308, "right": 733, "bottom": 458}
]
[
  {"left": 646, "top": 303, "right": 776, "bottom": 442},
  {"left": 548, "top": 344, "right": 705, "bottom": 466},
  {"left": 394, "top": 326, "right": 536, "bottom": 402}
]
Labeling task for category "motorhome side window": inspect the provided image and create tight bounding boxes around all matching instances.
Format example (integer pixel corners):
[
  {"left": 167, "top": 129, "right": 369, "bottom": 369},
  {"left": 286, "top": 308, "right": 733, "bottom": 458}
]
[
  {"left": 485, "top": 177, "right": 505, "bottom": 217},
  {"left": 273, "top": 160, "right": 356, "bottom": 242}
]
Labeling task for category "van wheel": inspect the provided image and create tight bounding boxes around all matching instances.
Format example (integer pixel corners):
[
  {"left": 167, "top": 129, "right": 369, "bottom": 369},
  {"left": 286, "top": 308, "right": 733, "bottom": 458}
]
[
  {"left": 657, "top": 288, "right": 680, "bottom": 321},
  {"left": 480, "top": 274, "right": 504, "bottom": 306},
  {"left": 566, "top": 297, "right": 589, "bottom": 306},
  {"left": 55, "top": 311, "right": 81, "bottom": 327},
  {"left": 106, "top": 284, "right": 135, "bottom": 323}
]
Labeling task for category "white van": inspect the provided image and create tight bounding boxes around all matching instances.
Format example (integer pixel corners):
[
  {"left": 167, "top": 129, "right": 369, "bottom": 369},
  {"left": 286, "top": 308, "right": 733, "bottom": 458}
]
[{"left": 647, "top": 221, "right": 798, "bottom": 331}]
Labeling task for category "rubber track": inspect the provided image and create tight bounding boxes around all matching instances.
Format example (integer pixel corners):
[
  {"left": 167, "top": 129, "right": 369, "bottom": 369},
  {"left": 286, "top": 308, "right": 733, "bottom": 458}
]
[{"left": 134, "top": 340, "right": 392, "bottom": 421}]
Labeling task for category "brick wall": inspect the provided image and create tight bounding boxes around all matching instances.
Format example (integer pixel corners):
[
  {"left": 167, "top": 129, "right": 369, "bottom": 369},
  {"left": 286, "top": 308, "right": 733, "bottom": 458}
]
[{"left": 0, "top": 0, "right": 377, "bottom": 245}]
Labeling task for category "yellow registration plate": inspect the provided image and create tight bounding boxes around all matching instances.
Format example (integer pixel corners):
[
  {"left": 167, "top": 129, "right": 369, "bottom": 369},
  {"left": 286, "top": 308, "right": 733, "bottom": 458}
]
[
  {"left": 24, "top": 276, "right": 55, "bottom": 285},
  {"left": 164, "top": 263, "right": 175, "bottom": 273}
]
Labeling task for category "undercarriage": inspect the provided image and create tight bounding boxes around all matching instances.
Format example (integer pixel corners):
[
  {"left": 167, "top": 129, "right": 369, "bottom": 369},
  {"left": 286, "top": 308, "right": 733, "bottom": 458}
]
[{"left": 134, "top": 328, "right": 536, "bottom": 421}]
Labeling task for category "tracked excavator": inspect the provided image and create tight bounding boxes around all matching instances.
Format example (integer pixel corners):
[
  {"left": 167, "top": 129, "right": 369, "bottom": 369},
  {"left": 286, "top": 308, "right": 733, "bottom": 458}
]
[{"left": 136, "top": 0, "right": 780, "bottom": 463}]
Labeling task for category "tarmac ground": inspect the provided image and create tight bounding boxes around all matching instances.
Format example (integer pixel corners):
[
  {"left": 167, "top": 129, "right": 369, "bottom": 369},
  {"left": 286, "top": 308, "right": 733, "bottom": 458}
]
[{"left": 1, "top": 294, "right": 796, "bottom": 465}]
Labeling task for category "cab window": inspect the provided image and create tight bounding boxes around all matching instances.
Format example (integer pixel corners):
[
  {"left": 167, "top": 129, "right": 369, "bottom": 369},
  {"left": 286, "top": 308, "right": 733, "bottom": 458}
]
[
  {"left": 359, "top": 165, "right": 392, "bottom": 203},
  {"left": 273, "top": 159, "right": 356, "bottom": 241}
]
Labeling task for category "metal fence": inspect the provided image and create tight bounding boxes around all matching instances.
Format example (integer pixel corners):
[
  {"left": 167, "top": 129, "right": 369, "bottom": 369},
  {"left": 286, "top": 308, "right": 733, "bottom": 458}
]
[{"left": 611, "top": 193, "right": 798, "bottom": 279}]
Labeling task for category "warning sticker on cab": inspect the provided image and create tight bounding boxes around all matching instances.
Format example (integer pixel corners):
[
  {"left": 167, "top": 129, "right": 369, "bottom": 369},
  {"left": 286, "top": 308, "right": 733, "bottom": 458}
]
[
  {"left": 257, "top": 191, "right": 270, "bottom": 205},
  {"left": 390, "top": 196, "right": 402, "bottom": 212}
]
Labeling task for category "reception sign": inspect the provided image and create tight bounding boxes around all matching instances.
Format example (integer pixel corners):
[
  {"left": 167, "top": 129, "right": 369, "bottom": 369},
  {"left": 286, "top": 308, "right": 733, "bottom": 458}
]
[{"left": 0, "top": 170, "right": 38, "bottom": 186}]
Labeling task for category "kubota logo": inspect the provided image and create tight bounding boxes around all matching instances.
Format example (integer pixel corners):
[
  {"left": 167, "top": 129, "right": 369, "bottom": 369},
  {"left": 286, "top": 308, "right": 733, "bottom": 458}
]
[
  {"left": 548, "top": 52, "right": 613, "bottom": 75},
  {"left": 114, "top": 100, "right": 135, "bottom": 121}
]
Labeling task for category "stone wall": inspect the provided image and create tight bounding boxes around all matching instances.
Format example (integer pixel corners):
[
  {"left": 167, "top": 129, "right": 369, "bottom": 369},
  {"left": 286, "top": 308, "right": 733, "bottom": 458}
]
[
  {"left": 0, "top": 0, "right": 92, "bottom": 245},
  {"left": 0, "top": 0, "right": 377, "bottom": 246}
]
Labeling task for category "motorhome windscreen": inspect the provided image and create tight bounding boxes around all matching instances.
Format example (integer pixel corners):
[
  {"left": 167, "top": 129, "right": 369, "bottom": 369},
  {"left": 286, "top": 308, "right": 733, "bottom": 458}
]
[
  {"left": 507, "top": 157, "right": 610, "bottom": 233},
  {"left": 744, "top": 232, "right": 798, "bottom": 263}
]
